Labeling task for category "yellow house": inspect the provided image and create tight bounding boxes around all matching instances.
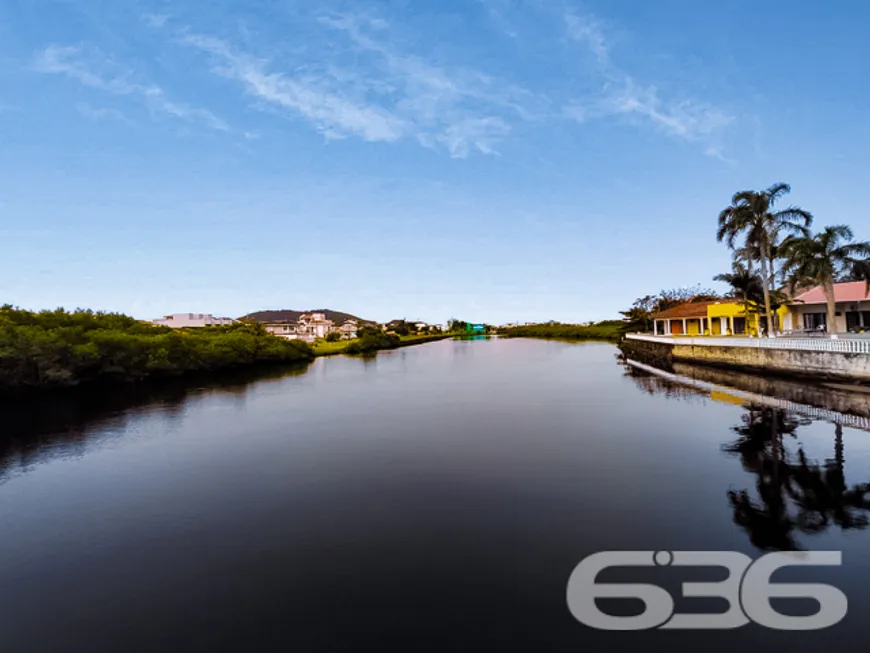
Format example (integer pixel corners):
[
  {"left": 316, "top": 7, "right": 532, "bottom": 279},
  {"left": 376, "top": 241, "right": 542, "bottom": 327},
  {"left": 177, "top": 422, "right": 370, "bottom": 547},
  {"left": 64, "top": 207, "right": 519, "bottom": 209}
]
[{"left": 652, "top": 300, "right": 789, "bottom": 336}]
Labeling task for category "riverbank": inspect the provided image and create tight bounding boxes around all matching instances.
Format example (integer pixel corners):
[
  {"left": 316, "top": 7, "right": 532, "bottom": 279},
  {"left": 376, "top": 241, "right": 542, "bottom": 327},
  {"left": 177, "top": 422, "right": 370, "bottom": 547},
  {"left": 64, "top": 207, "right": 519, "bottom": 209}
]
[
  {"left": 0, "top": 306, "right": 314, "bottom": 392},
  {"left": 497, "top": 321, "right": 622, "bottom": 341},
  {"left": 312, "top": 332, "right": 455, "bottom": 356},
  {"left": 621, "top": 333, "right": 870, "bottom": 383}
]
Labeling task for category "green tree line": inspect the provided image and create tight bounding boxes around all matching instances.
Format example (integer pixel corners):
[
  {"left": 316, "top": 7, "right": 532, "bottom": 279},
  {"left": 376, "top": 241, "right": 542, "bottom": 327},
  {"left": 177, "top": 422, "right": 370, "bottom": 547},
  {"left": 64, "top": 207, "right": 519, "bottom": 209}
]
[
  {"left": 0, "top": 306, "right": 314, "bottom": 391},
  {"left": 497, "top": 321, "right": 623, "bottom": 341}
]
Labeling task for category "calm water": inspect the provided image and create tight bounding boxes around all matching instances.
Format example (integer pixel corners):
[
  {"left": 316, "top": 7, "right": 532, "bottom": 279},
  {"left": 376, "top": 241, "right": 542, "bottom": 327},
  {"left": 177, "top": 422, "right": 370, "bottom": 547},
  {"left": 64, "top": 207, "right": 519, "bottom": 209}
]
[{"left": 3, "top": 338, "right": 870, "bottom": 652}]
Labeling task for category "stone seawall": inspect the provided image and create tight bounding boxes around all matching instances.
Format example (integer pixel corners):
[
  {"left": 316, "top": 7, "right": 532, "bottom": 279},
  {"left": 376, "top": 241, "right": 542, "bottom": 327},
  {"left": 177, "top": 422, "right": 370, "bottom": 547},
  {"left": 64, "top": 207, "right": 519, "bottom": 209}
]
[{"left": 620, "top": 337, "right": 870, "bottom": 383}]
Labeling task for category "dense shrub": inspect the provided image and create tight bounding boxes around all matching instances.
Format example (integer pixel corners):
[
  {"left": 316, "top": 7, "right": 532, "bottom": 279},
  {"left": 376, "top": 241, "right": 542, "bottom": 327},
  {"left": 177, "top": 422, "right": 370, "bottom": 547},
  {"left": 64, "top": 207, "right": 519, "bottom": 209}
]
[
  {"left": 497, "top": 322, "right": 621, "bottom": 341},
  {"left": 344, "top": 332, "right": 401, "bottom": 354},
  {"left": 0, "top": 306, "right": 314, "bottom": 390}
]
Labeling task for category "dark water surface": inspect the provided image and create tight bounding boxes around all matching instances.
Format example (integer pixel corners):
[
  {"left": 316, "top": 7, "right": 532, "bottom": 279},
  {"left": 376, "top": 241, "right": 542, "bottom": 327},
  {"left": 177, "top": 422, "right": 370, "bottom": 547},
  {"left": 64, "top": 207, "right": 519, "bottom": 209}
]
[{"left": 3, "top": 338, "right": 870, "bottom": 652}]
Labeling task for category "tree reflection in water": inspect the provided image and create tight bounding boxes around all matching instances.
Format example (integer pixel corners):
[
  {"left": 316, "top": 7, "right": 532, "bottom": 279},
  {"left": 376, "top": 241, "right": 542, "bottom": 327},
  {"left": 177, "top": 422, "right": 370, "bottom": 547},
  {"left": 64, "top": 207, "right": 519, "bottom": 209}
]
[
  {"left": 619, "top": 358, "right": 870, "bottom": 551},
  {"left": 724, "top": 408, "right": 870, "bottom": 551},
  {"left": 0, "top": 362, "right": 312, "bottom": 487}
]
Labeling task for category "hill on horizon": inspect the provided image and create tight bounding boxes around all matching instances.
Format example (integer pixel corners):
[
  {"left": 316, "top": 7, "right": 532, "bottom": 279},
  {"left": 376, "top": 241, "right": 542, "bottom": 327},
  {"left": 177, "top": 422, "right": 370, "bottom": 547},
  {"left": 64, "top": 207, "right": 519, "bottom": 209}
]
[{"left": 240, "top": 309, "right": 373, "bottom": 324}]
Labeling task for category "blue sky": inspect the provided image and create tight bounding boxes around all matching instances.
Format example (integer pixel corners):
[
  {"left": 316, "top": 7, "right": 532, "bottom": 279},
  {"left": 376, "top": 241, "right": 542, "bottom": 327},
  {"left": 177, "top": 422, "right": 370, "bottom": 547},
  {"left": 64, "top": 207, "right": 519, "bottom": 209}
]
[{"left": 2, "top": 0, "right": 869, "bottom": 324}]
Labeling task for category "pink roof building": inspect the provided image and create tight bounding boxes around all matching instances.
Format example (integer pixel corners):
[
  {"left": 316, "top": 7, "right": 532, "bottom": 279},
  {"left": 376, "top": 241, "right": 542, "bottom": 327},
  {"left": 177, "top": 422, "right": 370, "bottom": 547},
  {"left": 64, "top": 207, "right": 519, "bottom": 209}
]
[{"left": 792, "top": 281, "right": 870, "bottom": 305}]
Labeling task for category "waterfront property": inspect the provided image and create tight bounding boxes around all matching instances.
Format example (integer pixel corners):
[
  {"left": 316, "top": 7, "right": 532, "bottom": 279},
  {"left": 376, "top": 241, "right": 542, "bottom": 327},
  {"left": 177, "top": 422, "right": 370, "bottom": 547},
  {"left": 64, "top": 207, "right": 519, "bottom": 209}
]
[
  {"left": 151, "top": 313, "right": 237, "bottom": 328},
  {"left": 652, "top": 281, "right": 870, "bottom": 337},
  {"left": 788, "top": 281, "right": 870, "bottom": 333},
  {"left": 652, "top": 300, "right": 789, "bottom": 337},
  {"left": 264, "top": 316, "right": 357, "bottom": 342},
  {"left": 624, "top": 332, "right": 870, "bottom": 382}
]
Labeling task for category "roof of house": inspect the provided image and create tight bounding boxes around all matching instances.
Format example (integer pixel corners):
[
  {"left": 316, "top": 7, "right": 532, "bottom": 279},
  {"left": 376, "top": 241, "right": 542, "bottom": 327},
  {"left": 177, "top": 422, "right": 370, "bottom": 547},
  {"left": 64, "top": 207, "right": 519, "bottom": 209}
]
[
  {"left": 652, "top": 300, "right": 718, "bottom": 319},
  {"left": 792, "top": 281, "right": 870, "bottom": 305}
]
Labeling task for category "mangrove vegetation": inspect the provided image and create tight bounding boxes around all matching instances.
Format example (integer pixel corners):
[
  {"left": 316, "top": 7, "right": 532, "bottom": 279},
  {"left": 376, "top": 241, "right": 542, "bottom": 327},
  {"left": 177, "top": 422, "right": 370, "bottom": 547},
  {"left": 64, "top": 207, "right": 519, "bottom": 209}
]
[{"left": 0, "top": 306, "right": 314, "bottom": 391}]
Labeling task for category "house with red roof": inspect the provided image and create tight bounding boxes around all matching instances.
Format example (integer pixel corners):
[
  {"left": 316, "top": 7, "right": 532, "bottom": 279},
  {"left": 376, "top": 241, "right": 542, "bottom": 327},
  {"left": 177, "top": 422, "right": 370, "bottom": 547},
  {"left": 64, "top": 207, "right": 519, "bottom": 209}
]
[
  {"left": 787, "top": 281, "right": 870, "bottom": 333},
  {"left": 650, "top": 281, "right": 870, "bottom": 336}
]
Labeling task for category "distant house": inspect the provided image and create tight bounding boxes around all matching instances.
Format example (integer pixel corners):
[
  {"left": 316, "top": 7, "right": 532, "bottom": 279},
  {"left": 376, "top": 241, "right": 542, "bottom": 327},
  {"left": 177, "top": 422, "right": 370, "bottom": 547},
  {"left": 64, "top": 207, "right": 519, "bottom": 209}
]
[
  {"left": 263, "top": 323, "right": 299, "bottom": 340},
  {"left": 296, "top": 312, "right": 334, "bottom": 341},
  {"left": 338, "top": 319, "right": 358, "bottom": 339},
  {"left": 151, "top": 313, "right": 236, "bottom": 328}
]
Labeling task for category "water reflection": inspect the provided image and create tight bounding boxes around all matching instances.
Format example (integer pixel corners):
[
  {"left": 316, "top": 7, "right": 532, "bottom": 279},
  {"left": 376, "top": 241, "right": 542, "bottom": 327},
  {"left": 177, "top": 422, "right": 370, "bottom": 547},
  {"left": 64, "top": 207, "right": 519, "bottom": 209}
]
[
  {"left": 5, "top": 339, "right": 870, "bottom": 650},
  {"left": 726, "top": 412, "right": 870, "bottom": 550},
  {"left": 620, "top": 356, "right": 870, "bottom": 551},
  {"left": 0, "top": 363, "right": 311, "bottom": 486}
]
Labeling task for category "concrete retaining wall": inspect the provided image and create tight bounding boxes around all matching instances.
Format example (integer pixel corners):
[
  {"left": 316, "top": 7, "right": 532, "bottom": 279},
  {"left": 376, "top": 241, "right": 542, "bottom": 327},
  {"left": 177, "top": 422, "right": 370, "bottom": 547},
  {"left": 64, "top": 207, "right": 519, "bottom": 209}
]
[{"left": 620, "top": 337, "right": 870, "bottom": 383}]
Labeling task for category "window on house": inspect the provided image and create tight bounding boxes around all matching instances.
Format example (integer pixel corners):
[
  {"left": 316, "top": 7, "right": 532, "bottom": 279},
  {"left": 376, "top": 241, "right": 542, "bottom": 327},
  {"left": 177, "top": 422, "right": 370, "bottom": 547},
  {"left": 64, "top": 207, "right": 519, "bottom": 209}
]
[
  {"left": 846, "top": 312, "right": 870, "bottom": 331},
  {"left": 803, "top": 313, "right": 826, "bottom": 330}
]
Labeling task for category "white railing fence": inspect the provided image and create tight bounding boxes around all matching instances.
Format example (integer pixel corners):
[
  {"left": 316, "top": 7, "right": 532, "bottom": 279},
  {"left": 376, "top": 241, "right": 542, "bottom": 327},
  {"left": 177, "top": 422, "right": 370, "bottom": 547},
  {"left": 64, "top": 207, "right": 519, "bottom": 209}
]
[{"left": 625, "top": 333, "right": 870, "bottom": 354}]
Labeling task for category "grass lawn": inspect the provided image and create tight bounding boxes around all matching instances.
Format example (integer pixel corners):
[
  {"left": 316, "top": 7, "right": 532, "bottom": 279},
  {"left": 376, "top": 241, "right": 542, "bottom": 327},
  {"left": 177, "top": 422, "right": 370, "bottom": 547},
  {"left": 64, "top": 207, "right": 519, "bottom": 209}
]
[
  {"left": 311, "top": 332, "right": 454, "bottom": 357},
  {"left": 311, "top": 339, "right": 352, "bottom": 356}
]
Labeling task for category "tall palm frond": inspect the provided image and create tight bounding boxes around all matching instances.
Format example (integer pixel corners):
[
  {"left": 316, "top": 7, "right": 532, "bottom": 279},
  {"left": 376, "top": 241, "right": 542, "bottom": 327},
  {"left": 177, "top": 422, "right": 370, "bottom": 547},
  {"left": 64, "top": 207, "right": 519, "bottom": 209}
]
[{"left": 717, "top": 183, "right": 812, "bottom": 334}]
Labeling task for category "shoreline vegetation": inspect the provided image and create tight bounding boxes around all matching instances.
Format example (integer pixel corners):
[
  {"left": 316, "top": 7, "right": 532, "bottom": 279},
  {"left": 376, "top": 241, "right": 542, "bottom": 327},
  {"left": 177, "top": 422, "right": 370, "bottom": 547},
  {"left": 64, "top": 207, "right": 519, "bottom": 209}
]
[
  {"left": 1, "top": 304, "right": 628, "bottom": 394},
  {"left": 0, "top": 306, "right": 466, "bottom": 393},
  {"left": 0, "top": 305, "right": 314, "bottom": 392},
  {"left": 312, "top": 331, "right": 454, "bottom": 356},
  {"left": 496, "top": 321, "right": 623, "bottom": 341}
]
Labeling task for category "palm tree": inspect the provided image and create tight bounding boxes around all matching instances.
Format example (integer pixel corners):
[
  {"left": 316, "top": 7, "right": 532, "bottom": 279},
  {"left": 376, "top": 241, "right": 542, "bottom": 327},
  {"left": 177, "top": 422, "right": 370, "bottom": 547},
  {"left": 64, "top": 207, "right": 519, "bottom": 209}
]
[
  {"left": 780, "top": 225, "right": 870, "bottom": 337},
  {"left": 714, "top": 261, "right": 762, "bottom": 330},
  {"left": 717, "top": 183, "right": 813, "bottom": 335}
]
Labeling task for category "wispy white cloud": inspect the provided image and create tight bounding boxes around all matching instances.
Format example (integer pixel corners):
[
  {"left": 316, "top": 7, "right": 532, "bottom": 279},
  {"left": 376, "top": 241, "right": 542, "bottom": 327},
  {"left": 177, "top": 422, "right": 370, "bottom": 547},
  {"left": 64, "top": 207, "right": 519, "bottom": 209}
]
[
  {"left": 703, "top": 146, "right": 736, "bottom": 166},
  {"left": 600, "top": 77, "right": 732, "bottom": 141},
  {"left": 564, "top": 13, "right": 610, "bottom": 65},
  {"left": 142, "top": 13, "right": 170, "bottom": 29},
  {"left": 178, "top": 33, "right": 405, "bottom": 143},
  {"left": 476, "top": 0, "right": 519, "bottom": 38},
  {"left": 177, "top": 13, "right": 541, "bottom": 157},
  {"left": 562, "top": 11, "right": 734, "bottom": 158},
  {"left": 437, "top": 116, "right": 511, "bottom": 158},
  {"left": 75, "top": 101, "right": 134, "bottom": 125},
  {"left": 34, "top": 45, "right": 229, "bottom": 132}
]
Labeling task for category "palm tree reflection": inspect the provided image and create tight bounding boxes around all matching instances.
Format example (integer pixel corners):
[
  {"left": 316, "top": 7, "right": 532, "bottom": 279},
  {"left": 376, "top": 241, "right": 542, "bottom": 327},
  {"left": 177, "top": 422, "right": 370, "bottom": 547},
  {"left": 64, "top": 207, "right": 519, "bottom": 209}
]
[
  {"left": 724, "top": 408, "right": 870, "bottom": 550},
  {"left": 789, "top": 424, "right": 870, "bottom": 533}
]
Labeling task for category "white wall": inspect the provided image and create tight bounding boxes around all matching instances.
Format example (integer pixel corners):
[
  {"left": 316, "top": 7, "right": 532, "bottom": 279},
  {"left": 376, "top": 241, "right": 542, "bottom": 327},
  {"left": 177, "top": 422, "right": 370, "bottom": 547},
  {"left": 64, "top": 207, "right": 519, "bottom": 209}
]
[{"left": 152, "top": 313, "right": 236, "bottom": 328}]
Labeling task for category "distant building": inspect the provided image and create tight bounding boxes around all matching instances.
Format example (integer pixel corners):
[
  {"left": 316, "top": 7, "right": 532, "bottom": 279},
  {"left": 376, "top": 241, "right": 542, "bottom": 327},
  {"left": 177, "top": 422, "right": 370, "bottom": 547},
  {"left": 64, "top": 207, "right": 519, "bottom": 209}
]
[
  {"left": 151, "top": 313, "right": 236, "bottom": 328},
  {"left": 296, "top": 313, "right": 334, "bottom": 341},
  {"left": 338, "top": 319, "right": 358, "bottom": 339},
  {"left": 263, "top": 323, "right": 299, "bottom": 340}
]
